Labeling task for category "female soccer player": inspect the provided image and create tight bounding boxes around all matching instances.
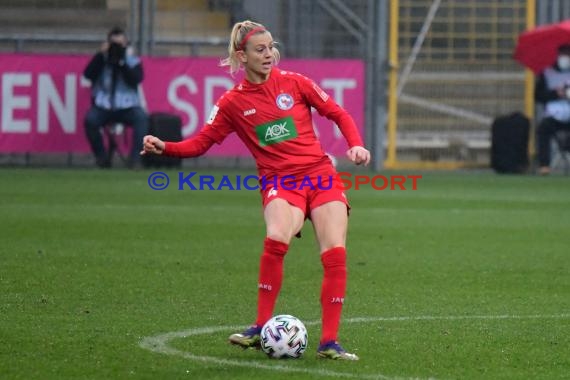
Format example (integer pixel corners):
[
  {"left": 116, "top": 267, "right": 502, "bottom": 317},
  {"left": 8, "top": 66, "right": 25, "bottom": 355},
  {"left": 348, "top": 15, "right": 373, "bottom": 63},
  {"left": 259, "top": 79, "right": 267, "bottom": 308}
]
[{"left": 141, "top": 20, "right": 370, "bottom": 360}]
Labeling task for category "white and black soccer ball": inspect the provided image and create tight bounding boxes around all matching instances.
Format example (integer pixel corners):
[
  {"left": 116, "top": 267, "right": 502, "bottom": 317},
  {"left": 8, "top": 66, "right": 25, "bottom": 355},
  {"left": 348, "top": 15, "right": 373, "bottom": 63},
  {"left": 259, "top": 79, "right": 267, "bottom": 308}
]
[{"left": 260, "top": 314, "right": 308, "bottom": 359}]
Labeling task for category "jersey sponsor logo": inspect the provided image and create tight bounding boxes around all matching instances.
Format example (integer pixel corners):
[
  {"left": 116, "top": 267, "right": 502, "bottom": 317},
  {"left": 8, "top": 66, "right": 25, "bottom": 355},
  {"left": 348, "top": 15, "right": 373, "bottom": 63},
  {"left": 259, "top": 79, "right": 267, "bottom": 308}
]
[
  {"left": 243, "top": 108, "right": 256, "bottom": 116},
  {"left": 312, "top": 83, "right": 330, "bottom": 102},
  {"left": 276, "top": 93, "right": 294, "bottom": 110},
  {"left": 206, "top": 105, "right": 219, "bottom": 125},
  {"left": 255, "top": 116, "right": 298, "bottom": 146}
]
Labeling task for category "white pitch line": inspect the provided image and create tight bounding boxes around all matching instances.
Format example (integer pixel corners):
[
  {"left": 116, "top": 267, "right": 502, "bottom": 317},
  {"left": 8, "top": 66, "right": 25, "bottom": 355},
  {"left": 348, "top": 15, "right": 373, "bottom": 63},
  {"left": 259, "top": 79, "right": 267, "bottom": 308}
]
[
  {"left": 343, "top": 313, "right": 570, "bottom": 324},
  {"left": 139, "top": 313, "right": 570, "bottom": 380}
]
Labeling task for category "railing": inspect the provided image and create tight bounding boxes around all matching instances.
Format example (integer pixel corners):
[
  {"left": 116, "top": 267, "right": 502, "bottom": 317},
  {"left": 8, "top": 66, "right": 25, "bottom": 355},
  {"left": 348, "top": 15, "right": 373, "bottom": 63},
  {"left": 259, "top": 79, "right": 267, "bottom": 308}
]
[{"left": 0, "top": 33, "right": 228, "bottom": 56}]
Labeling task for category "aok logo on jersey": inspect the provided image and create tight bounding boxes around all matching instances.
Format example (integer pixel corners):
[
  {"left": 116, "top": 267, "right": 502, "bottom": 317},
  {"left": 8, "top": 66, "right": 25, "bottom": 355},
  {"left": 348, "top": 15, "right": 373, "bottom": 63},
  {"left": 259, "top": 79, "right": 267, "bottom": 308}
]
[{"left": 255, "top": 116, "right": 298, "bottom": 146}]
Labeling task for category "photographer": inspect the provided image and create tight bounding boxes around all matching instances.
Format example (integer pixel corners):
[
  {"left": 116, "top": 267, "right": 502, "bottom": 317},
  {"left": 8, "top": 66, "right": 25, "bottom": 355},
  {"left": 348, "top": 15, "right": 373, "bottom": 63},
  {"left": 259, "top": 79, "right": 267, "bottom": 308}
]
[
  {"left": 83, "top": 26, "right": 148, "bottom": 169},
  {"left": 535, "top": 44, "right": 570, "bottom": 175}
]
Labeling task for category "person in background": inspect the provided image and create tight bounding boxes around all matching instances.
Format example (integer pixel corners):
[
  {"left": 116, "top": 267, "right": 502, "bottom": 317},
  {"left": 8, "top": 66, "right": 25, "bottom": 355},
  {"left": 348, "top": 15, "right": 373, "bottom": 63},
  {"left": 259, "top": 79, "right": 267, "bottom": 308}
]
[
  {"left": 535, "top": 44, "right": 570, "bottom": 175},
  {"left": 141, "top": 20, "right": 370, "bottom": 360},
  {"left": 83, "top": 26, "right": 148, "bottom": 169}
]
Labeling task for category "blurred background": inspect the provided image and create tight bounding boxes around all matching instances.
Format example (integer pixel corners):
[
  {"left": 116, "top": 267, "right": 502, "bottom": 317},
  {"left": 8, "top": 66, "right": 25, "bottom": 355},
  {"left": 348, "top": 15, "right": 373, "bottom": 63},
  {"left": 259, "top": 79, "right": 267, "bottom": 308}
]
[{"left": 0, "top": 0, "right": 569, "bottom": 171}]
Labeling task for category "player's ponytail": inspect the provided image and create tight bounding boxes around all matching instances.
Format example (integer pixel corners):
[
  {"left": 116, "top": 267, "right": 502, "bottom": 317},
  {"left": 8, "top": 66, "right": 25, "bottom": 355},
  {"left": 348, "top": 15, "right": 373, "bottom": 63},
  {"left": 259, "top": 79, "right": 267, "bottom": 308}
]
[{"left": 220, "top": 20, "right": 280, "bottom": 75}]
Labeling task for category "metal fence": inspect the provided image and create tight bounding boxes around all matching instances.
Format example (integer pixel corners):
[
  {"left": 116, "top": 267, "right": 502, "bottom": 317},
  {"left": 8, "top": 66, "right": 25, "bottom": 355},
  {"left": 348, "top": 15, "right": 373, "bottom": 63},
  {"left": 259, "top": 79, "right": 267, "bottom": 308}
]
[{"left": 385, "top": 0, "right": 528, "bottom": 169}]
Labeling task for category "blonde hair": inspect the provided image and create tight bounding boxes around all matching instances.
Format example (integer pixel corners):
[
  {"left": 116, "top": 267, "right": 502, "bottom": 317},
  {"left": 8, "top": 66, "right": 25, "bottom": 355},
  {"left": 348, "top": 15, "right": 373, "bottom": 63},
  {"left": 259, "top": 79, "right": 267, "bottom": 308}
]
[{"left": 220, "top": 20, "right": 280, "bottom": 75}]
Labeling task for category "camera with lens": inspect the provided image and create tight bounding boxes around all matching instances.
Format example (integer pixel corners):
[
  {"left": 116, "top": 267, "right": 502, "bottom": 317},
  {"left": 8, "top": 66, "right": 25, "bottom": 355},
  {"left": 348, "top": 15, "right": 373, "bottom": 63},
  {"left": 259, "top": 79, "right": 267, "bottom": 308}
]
[{"left": 108, "top": 42, "right": 126, "bottom": 65}]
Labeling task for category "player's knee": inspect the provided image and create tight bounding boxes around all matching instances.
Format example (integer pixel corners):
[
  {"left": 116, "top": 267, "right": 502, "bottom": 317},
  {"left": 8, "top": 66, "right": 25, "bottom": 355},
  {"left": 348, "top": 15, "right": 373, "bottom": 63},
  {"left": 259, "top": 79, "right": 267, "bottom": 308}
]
[{"left": 266, "top": 225, "right": 294, "bottom": 244}]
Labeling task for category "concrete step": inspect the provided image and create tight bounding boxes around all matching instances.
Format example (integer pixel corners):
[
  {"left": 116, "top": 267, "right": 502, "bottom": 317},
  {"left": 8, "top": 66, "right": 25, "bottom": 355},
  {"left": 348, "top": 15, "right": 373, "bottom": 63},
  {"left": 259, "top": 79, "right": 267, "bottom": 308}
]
[
  {"left": 154, "top": 10, "right": 230, "bottom": 33},
  {"left": 0, "top": 8, "right": 127, "bottom": 32},
  {"left": 0, "top": 0, "right": 106, "bottom": 8},
  {"left": 0, "top": 39, "right": 101, "bottom": 54},
  {"left": 156, "top": 0, "right": 209, "bottom": 11},
  {"left": 397, "top": 99, "right": 522, "bottom": 117},
  {"left": 107, "top": 0, "right": 130, "bottom": 10},
  {"left": 403, "top": 84, "right": 524, "bottom": 99},
  {"left": 152, "top": 44, "right": 227, "bottom": 57}
]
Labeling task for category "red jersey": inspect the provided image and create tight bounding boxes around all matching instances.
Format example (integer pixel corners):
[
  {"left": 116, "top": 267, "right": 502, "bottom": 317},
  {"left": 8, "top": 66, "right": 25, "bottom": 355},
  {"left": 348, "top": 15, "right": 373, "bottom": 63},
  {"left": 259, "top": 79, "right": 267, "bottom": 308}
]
[{"left": 164, "top": 67, "right": 363, "bottom": 178}]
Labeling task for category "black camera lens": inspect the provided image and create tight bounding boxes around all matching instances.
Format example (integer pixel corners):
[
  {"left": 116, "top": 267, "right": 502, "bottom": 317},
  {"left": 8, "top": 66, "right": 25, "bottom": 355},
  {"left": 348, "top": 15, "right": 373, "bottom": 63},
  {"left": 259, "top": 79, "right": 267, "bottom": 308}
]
[{"left": 108, "top": 43, "right": 126, "bottom": 64}]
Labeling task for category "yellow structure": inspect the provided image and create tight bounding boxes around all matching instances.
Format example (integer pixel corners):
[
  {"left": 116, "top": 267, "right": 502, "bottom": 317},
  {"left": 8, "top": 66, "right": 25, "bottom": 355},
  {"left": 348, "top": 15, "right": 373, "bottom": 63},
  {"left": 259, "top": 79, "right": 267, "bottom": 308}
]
[{"left": 384, "top": 0, "right": 531, "bottom": 169}]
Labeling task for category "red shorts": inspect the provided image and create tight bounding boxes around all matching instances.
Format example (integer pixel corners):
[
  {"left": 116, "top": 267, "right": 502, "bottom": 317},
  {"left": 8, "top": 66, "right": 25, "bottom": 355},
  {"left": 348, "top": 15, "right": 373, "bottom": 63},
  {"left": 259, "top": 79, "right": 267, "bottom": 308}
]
[{"left": 259, "top": 173, "right": 350, "bottom": 218}]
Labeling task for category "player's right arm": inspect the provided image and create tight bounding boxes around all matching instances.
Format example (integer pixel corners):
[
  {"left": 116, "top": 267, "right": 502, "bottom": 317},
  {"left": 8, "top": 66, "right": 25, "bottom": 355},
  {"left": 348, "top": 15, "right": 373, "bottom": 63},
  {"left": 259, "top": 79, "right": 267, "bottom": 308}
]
[{"left": 140, "top": 132, "right": 215, "bottom": 157}]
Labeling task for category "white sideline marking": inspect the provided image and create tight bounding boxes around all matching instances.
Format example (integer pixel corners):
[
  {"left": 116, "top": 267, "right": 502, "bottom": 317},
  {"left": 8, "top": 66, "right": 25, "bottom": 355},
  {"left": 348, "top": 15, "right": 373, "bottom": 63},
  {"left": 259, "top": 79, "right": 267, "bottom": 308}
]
[{"left": 139, "top": 313, "right": 570, "bottom": 380}]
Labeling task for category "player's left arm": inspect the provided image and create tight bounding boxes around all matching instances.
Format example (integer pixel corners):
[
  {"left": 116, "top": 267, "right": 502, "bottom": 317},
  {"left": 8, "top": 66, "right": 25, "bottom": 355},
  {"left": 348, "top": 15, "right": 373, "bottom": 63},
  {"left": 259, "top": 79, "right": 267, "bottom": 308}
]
[{"left": 298, "top": 76, "right": 370, "bottom": 166}]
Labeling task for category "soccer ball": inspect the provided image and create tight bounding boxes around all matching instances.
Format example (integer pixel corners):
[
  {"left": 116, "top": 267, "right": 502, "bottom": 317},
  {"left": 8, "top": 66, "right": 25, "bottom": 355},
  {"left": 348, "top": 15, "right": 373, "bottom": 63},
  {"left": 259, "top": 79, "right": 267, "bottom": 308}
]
[{"left": 260, "top": 314, "right": 308, "bottom": 359}]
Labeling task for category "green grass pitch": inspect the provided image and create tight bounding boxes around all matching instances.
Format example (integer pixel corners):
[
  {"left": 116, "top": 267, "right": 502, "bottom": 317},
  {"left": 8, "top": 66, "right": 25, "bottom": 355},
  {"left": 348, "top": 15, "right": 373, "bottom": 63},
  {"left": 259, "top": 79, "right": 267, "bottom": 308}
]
[{"left": 1, "top": 168, "right": 569, "bottom": 379}]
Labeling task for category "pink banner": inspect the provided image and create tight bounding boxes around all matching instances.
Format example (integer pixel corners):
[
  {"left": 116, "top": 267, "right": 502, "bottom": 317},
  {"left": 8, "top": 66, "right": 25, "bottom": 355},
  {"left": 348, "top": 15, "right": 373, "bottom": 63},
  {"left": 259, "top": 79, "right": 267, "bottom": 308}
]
[{"left": 0, "top": 53, "right": 364, "bottom": 156}]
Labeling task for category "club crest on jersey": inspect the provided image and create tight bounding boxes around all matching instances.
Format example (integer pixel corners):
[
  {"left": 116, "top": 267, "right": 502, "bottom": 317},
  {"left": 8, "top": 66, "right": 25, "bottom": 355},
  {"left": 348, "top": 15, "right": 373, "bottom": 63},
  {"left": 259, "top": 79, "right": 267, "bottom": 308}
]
[{"left": 276, "top": 93, "right": 294, "bottom": 110}]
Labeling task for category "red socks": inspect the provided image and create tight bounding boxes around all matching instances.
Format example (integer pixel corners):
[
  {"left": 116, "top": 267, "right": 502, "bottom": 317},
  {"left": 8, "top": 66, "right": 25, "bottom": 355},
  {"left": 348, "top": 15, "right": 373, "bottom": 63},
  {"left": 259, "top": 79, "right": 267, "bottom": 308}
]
[
  {"left": 253, "top": 240, "right": 347, "bottom": 345},
  {"left": 320, "top": 247, "right": 347, "bottom": 344},
  {"left": 255, "top": 237, "right": 289, "bottom": 327}
]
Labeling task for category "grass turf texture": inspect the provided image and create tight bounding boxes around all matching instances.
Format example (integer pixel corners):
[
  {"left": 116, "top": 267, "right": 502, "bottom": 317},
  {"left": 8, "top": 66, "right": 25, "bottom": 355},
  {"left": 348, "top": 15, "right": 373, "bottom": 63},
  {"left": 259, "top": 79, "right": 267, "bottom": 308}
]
[{"left": 1, "top": 168, "right": 569, "bottom": 380}]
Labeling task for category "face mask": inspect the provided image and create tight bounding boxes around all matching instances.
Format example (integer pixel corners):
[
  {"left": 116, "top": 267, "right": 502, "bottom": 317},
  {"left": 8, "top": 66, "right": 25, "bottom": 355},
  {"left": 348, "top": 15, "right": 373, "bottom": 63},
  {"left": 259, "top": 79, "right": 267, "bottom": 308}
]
[{"left": 557, "top": 55, "right": 570, "bottom": 70}]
